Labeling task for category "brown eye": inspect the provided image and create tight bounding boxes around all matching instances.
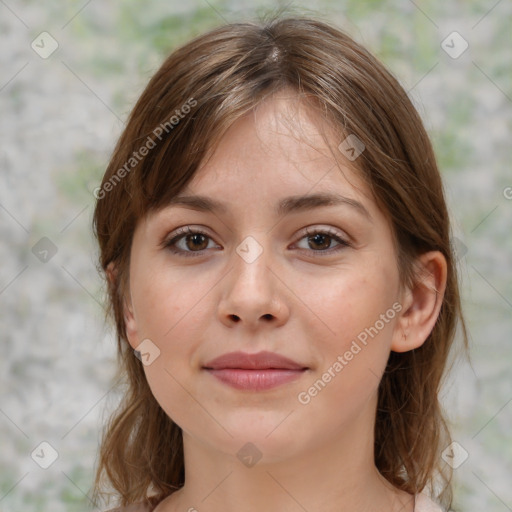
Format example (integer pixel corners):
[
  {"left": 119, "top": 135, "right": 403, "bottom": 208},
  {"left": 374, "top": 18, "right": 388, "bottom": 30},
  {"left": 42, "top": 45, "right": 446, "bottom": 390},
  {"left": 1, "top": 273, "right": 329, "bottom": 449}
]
[
  {"left": 163, "top": 226, "right": 350, "bottom": 258},
  {"left": 307, "top": 232, "right": 333, "bottom": 250},
  {"left": 164, "top": 227, "right": 217, "bottom": 257},
  {"left": 295, "top": 227, "right": 350, "bottom": 256},
  {"left": 184, "top": 233, "right": 209, "bottom": 251}
]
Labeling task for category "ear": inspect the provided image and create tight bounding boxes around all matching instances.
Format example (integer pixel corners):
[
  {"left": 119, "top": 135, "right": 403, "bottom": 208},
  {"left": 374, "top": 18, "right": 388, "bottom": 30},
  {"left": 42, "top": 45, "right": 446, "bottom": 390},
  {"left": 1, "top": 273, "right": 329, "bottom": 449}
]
[
  {"left": 106, "top": 262, "right": 139, "bottom": 350},
  {"left": 391, "top": 251, "right": 447, "bottom": 353}
]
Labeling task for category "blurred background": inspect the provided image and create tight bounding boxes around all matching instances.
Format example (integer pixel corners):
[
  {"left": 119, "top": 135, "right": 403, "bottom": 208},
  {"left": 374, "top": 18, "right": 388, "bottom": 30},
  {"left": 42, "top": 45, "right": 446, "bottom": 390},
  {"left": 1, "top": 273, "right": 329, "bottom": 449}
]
[{"left": 0, "top": 0, "right": 510, "bottom": 511}]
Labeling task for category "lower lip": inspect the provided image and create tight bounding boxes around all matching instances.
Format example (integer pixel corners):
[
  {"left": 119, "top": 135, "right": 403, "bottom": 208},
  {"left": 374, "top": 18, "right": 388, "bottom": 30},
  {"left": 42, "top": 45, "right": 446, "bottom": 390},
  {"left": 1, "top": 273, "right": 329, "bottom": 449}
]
[{"left": 204, "top": 368, "right": 307, "bottom": 391}]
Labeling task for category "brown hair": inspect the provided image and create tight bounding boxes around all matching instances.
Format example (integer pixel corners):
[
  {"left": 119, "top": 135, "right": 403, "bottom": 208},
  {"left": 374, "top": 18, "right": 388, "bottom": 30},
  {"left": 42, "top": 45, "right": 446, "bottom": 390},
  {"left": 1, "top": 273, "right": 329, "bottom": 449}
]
[{"left": 92, "top": 14, "right": 468, "bottom": 510}]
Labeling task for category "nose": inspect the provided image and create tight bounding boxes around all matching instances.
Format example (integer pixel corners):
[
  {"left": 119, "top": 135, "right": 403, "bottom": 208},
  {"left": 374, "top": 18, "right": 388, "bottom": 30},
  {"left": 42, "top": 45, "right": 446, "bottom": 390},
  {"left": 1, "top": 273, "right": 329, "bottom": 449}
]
[{"left": 217, "top": 238, "right": 289, "bottom": 331}]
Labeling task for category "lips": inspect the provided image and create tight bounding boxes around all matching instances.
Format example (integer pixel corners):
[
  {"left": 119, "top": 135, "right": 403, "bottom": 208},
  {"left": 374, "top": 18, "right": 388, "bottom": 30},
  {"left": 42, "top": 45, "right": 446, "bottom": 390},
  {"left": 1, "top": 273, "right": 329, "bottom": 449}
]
[
  {"left": 203, "top": 350, "right": 308, "bottom": 371},
  {"left": 202, "top": 351, "right": 309, "bottom": 391}
]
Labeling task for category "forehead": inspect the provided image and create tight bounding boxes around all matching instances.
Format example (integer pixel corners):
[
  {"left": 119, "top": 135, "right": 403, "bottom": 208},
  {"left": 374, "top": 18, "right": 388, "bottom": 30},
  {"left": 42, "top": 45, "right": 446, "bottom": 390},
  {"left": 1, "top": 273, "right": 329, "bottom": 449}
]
[{"left": 178, "top": 91, "right": 374, "bottom": 213}]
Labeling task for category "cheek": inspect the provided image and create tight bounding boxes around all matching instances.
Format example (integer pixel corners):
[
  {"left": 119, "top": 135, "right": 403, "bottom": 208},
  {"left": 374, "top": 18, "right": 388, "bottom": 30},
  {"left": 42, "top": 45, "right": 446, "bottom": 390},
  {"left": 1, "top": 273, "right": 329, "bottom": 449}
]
[
  {"left": 132, "top": 266, "right": 211, "bottom": 379},
  {"left": 304, "top": 269, "right": 397, "bottom": 346},
  {"left": 297, "top": 265, "right": 399, "bottom": 410},
  {"left": 136, "top": 286, "right": 210, "bottom": 430},
  {"left": 295, "top": 273, "right": 397, "bottom": 426},
  {"left": 131, "top": 264, "right": 206, "bottom": 340}
]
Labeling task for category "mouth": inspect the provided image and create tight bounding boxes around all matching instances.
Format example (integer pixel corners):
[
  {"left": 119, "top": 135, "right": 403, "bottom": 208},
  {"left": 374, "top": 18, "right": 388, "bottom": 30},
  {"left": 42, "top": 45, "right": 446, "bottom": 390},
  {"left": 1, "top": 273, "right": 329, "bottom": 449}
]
[
  {"left": 202, "top": 351, "right": 309, "bottom": 391},
  {"left": 203, "top": 368, "right": 308, "bottom": 391}
]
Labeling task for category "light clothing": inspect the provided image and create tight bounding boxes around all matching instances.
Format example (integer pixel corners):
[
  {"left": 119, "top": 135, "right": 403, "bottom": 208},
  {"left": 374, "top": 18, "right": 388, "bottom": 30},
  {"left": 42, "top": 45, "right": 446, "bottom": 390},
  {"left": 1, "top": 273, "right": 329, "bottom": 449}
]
[
  {"left": 107, "top": 492, "right": 444, "bottom": 511},
  {"left": 107, "top": 504, "right": 153, "bottom": 512},
  {"left": 415, "top": 492, "right": 444, "bottom": 511}
]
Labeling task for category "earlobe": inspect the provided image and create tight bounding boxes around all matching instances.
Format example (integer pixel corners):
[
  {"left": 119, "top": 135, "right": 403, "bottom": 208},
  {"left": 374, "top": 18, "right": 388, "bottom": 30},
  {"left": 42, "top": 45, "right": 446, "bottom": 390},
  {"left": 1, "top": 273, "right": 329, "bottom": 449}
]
[
  {"left": 106, "top": 262, "right": 117, "bottom": 287},
  {"left": 391, "top": 251, "right": 447, "bottom": 353}
]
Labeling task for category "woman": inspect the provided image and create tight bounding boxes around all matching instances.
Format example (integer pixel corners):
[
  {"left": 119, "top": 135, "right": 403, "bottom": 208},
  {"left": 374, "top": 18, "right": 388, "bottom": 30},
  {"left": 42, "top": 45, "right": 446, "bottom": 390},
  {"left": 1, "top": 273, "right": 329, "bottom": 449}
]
[{"left": 92, "top": 15, "right": 468, "bottom": 512}]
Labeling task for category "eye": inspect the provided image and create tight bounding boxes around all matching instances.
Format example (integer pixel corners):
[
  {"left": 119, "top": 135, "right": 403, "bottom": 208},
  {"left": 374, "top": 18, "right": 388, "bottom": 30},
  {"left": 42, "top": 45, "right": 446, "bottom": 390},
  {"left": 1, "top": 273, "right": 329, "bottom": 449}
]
[
  {"left": 294, "top": 227, "right": 350, "bottom": 256},
  {"left": 163, "top": 227, "right": 219, "bottom": 257},
  {"left": 162, "top": 226, "right": 350, "bottom": 258}
]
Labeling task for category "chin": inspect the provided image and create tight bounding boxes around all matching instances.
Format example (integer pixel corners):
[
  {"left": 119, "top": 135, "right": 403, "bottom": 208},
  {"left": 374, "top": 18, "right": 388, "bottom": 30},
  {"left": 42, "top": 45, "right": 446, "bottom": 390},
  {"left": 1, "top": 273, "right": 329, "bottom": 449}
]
[{"left": 223, "top": 417, "right": 305, "bottom": 456}]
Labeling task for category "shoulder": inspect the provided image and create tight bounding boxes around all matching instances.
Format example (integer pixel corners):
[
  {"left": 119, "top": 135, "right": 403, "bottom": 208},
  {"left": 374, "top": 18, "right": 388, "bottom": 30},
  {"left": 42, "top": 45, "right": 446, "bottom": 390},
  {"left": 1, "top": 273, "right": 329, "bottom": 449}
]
[{"left": 415, "top": 493, "right": 444, "bottom": 512}]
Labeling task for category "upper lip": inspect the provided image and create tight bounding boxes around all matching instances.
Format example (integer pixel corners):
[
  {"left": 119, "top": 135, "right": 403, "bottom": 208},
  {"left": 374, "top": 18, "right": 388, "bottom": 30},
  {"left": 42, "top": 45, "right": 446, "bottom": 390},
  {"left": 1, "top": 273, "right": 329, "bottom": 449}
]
[{"left": 203, "top": 351, "right": 308, "bottom": 370}]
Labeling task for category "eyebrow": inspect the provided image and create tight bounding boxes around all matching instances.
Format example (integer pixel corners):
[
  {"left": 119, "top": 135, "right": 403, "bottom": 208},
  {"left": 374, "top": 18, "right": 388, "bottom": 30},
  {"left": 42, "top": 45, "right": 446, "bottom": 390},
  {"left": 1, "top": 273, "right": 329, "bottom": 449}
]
[{"left": 166, "top": 192, "right": 372, "bottom": 221}]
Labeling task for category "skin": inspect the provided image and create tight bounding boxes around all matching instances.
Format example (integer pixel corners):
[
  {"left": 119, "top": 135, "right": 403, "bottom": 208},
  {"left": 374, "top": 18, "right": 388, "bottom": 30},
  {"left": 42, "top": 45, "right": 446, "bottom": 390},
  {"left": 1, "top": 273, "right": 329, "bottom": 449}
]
[{"left": 119, "top": 89, "right": 447, "bottom": 512}]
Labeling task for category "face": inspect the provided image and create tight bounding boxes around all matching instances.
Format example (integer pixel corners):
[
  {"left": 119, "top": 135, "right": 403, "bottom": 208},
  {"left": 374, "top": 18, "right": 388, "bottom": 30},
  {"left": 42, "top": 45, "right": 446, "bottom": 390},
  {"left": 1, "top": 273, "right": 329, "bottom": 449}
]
[{"left": 123, "top": 90, "right": 410, "bottom": 464}]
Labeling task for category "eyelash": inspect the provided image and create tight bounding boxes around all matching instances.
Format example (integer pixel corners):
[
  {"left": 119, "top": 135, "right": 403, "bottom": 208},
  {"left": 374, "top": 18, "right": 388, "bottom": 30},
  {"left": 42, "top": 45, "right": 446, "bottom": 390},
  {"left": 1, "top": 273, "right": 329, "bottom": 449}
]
[{"left": 162, "top": 226, "right": 350, "bottom": 258}]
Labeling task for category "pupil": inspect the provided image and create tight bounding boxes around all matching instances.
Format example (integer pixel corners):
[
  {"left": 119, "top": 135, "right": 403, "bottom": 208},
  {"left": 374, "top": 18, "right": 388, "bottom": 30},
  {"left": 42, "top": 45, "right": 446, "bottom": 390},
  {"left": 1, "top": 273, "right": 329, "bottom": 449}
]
[
  {"left": 185, "top": 233, "right": 332, "bottom": 251},
  {"left": 188, "top": 234, "right": 207, "bottom": 250},
  {"left": 310, "top": 234, "right": 330, "bottom": 250}
]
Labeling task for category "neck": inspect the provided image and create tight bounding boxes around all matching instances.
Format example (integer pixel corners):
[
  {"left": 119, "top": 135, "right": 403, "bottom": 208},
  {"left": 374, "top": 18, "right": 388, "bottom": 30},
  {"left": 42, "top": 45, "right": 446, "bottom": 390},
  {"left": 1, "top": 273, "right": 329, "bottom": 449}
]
[{"left": 155, "top": 396, "right": 413, "bottom": 512}]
